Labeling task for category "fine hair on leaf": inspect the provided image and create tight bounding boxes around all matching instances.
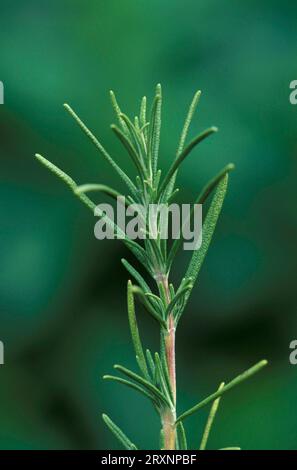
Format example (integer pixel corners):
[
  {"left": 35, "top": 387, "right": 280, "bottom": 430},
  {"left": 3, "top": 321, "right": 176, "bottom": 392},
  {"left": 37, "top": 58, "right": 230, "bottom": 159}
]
[{"left": 36, "top": 85, "right": 268, "bottom": 450}]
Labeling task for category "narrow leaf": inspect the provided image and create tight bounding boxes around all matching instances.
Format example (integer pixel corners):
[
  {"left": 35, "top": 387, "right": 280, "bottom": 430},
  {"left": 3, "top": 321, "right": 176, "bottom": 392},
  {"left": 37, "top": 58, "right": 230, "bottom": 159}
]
[
  {"left": 164, "top": 285, "right": 193, "bottom": 320},
  {"left": 111, "top": 124, "right": 146, "bottom": 176},
  {"left": 167, "top": 164, "right": 234, "bottom": 271},
  {"left": 199, "top": 382, "right": 225, "bottom": 450},
  {"left": 132, "top": 287, "right": 167, "bottom": 328},
  {"left": 35, "top": 155, "right": 151, "bottom": 271},
  {"left": 122, "top": 259, "right": 161, "bottom": 314},
  {"left": 176, "top": 360, "right": 268, "bottom": 423},
  {"left": 109, "top": 90, "right": 129, "bottom": 135},
  {"left": 177, "top": 90, "right": 202, "bottom": 156},
  {"left": 155, "top": 353, "right": 173, "bottom": 405},
  {"left": 146, "top": 349, "right": 156, "bottom": 378},
  {"left": 114, "top": 364, "right": 171, "bottom": 407},
  {"left": 124, "top": 239, "right": 152, "bottom": 275},
  {"left": 75, "top": 183, "right": 123, "bottom": 202},
  {"left": 102, "top": 414, "right": 137, "bottom": 450},
  {"left": 121, "top": 259, "right": 151, "bottom": 294},
  {"left": 149, "top": 84, "right": 162, "bottom": 177},
  {"left": 64, "top": 103, "right": 138, "bottom": 197},
  {"left": 177, "top": 422, "right": 188, "bottom": 450},
  {"left": 127, "top": 280, "right": 149, "bottom": 379},
  {"left": 180, "top": 174, "right": 229, "bottom": 313},
  {"left": 159, "top": 126, "right": 217, "bottom": 196},
  {"left": 166, "top": 90, "right": 201, "bottom": 197},
  {"left": 140, "top": 96, "right": 147, "bottom": 128},
  {"left": 35, "top": 154, "right": 97, "bottom": 214},
  {"left": 120, "top": 113, "right": 146, "bottom": 166},
  {"left": 103, "top": 375, "right": 155, "bottom": 403},
  {"left": 196, "top": 163, "right": 235, "bottom": 205}
]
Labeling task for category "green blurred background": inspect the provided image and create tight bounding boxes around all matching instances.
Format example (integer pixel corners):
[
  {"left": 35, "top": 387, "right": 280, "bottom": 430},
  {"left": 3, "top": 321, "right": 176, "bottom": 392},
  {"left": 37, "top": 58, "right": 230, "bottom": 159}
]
[{"left": 0, "top": 0, "right": 297, "bottom": 450}]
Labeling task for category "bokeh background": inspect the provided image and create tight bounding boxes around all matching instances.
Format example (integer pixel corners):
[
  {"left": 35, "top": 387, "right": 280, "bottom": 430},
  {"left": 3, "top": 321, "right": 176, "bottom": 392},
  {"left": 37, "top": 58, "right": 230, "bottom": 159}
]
[{"left": 0, "top": 0, "right": 297, "bottom": 450}]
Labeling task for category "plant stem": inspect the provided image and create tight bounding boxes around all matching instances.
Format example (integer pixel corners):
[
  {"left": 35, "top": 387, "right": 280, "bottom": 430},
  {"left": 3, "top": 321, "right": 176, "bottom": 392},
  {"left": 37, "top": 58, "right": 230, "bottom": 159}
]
[
  {"left": 161, "top": 275, "right": 176, "bottom": 450},
  {"left": 162, "top": 406, "right": 176, "bottom": 450}
]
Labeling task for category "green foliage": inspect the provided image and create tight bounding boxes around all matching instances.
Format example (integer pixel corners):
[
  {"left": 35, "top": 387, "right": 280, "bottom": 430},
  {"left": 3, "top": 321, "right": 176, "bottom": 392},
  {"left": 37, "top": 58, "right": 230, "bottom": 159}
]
[
  {"left": 176, "top": 360, "right": 268, "bottom": 424},
  {"left": 35, "top": 85, "right": 268, "bottom": 450},
  {"left": 102, "top": 414, "right": 138, "bottom": 450},
  {"left": 199, "top": 382, "right": 225, "bottom": 450}
]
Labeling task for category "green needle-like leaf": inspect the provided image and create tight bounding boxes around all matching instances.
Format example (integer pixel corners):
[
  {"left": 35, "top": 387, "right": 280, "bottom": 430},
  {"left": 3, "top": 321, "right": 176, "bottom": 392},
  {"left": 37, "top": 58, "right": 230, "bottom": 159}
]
[
  {"left": 177, "top": 422, "right": 188, "bottom": 450},
  {"left": 103, "top": 375, "right": 155, "bottom": 403},
  {"left": 140, "top": 96, "right": 147, "bottom": 131},
  {"left": 149, "top": 84, "right": 162, "bottom": 178},
  {"left": 146, "top": 349, "right": 156, "bottom": 378},
  {"left": 199, "top": 382, "right": 225, "bottom": 450},
  {"left": 75, "top": 183, "right": 123, "bottom": 202},
  {"left": 154, "top": 352, "right": 173, "bottom": 405},
  {"left": 119, "top": 113, "right": 147, "bottom": 167},
  {"left": 102, "top": 414, "right": 138, "bottom": 450},
  {"left": 177, "top": 90, "right": 202, "bottom": 156},
  {"left": 132, "top": 287, "right": 167, "bottom": 328},
  {"left": 114, "top": 364, "right": 171, "bottom": 407},
  {"left": 166, "top": 90, "right": 201, "bottom": 198},
  {"left": 196, "top": 163, "right": 235, "bottom": 205},
  {"left": 36, "top": 86, "right": 268, "bottom": 451},
  {"left": 167, "top": 164, "right": 234, "bottom": 271},
  {"left": 64, "top": 103, "right": 138, "bottom": 197},
  {"left": 122, "top": 259, "right": 162, "bottom": 315},
  {"left": 121, "top": 259, "right": 151, "bottom": 294},
  {"left": 176, "top": 360, "right": 268, "bottom": 423},
  {"left": 111, "top": 124, "right": 146, "bottom": 176},
  {"left": 110, "top": 90, "right": 129, "bottom": 135},
  {"left": 35, "top": 154, "right": 95, "bottom": 213},
  {"left": 123, "top": 240, "right": 152, "bottom": 275},
  {"left": 164, "top": 285, "right": 193, "bottom": 320},
  {"left": 127, "top": 280, "right": 149, "bottom": 379},
  {"left": 35, "top": 154, "right": 151, "bottom": 274},
  {"left": 159, "top": 126, "right": 217, "bottom": 196},
  {"left": 180, "top": 174, "right": 229, "bottom": 313}
]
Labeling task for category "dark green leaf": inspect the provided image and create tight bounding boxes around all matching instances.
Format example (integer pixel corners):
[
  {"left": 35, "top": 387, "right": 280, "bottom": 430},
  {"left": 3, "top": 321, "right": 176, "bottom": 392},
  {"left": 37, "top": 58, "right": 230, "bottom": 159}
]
[
  {"left": 103, "top": 375, "right": 155, "bottom": 403},
  {"left": 114, "top": 364, "right": 171, "bottom": 407},
  {"left": 176, "top": 360, "right": 268, "bottom": 423},
  {"left": 177, "top": 422, "right": 188, "bottom": 450},
  {"left": 127, "top": 281, "right": 149, "bottom": 379},
  {"left": 102, "top": 414, "right": 138, "bottom": 450},
  {"left": 159, "top": 126, "right": 217, "bottom": 196},
  {"left": 199, "top": 382, "right": 224, "bottom": 450}
]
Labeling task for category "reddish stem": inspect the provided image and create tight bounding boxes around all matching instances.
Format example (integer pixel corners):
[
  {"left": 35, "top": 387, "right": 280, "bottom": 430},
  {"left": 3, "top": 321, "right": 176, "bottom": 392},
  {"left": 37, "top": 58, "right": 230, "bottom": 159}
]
[{"left": 161, "top": 276, "right": 176, "bottom": 450}]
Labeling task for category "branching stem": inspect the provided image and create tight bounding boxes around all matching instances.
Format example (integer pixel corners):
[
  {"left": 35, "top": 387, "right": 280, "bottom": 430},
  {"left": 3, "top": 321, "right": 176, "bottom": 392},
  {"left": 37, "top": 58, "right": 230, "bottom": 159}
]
[{"left": 36, "top": 86, "right": 267, "bottom": 451}]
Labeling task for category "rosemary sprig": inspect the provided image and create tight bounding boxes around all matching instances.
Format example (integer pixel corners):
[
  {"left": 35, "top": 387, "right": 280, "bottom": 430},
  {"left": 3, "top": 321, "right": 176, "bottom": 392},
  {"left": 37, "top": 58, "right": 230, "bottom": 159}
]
[{"left": 35, "top": 85, "right": 268, "bottom": 450}]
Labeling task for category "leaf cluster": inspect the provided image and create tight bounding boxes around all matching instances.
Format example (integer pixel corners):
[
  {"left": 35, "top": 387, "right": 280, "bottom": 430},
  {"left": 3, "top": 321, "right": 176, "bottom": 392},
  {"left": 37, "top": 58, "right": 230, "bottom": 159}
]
[{"left": 35, "top": 85, "right": 267, "bottom": 450}]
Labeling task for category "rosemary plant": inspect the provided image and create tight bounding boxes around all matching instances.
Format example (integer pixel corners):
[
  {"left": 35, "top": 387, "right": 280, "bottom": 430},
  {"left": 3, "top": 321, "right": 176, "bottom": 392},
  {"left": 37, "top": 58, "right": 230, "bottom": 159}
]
[{"left": 35, "top": 85, "right": 267, "bottom": 450}]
